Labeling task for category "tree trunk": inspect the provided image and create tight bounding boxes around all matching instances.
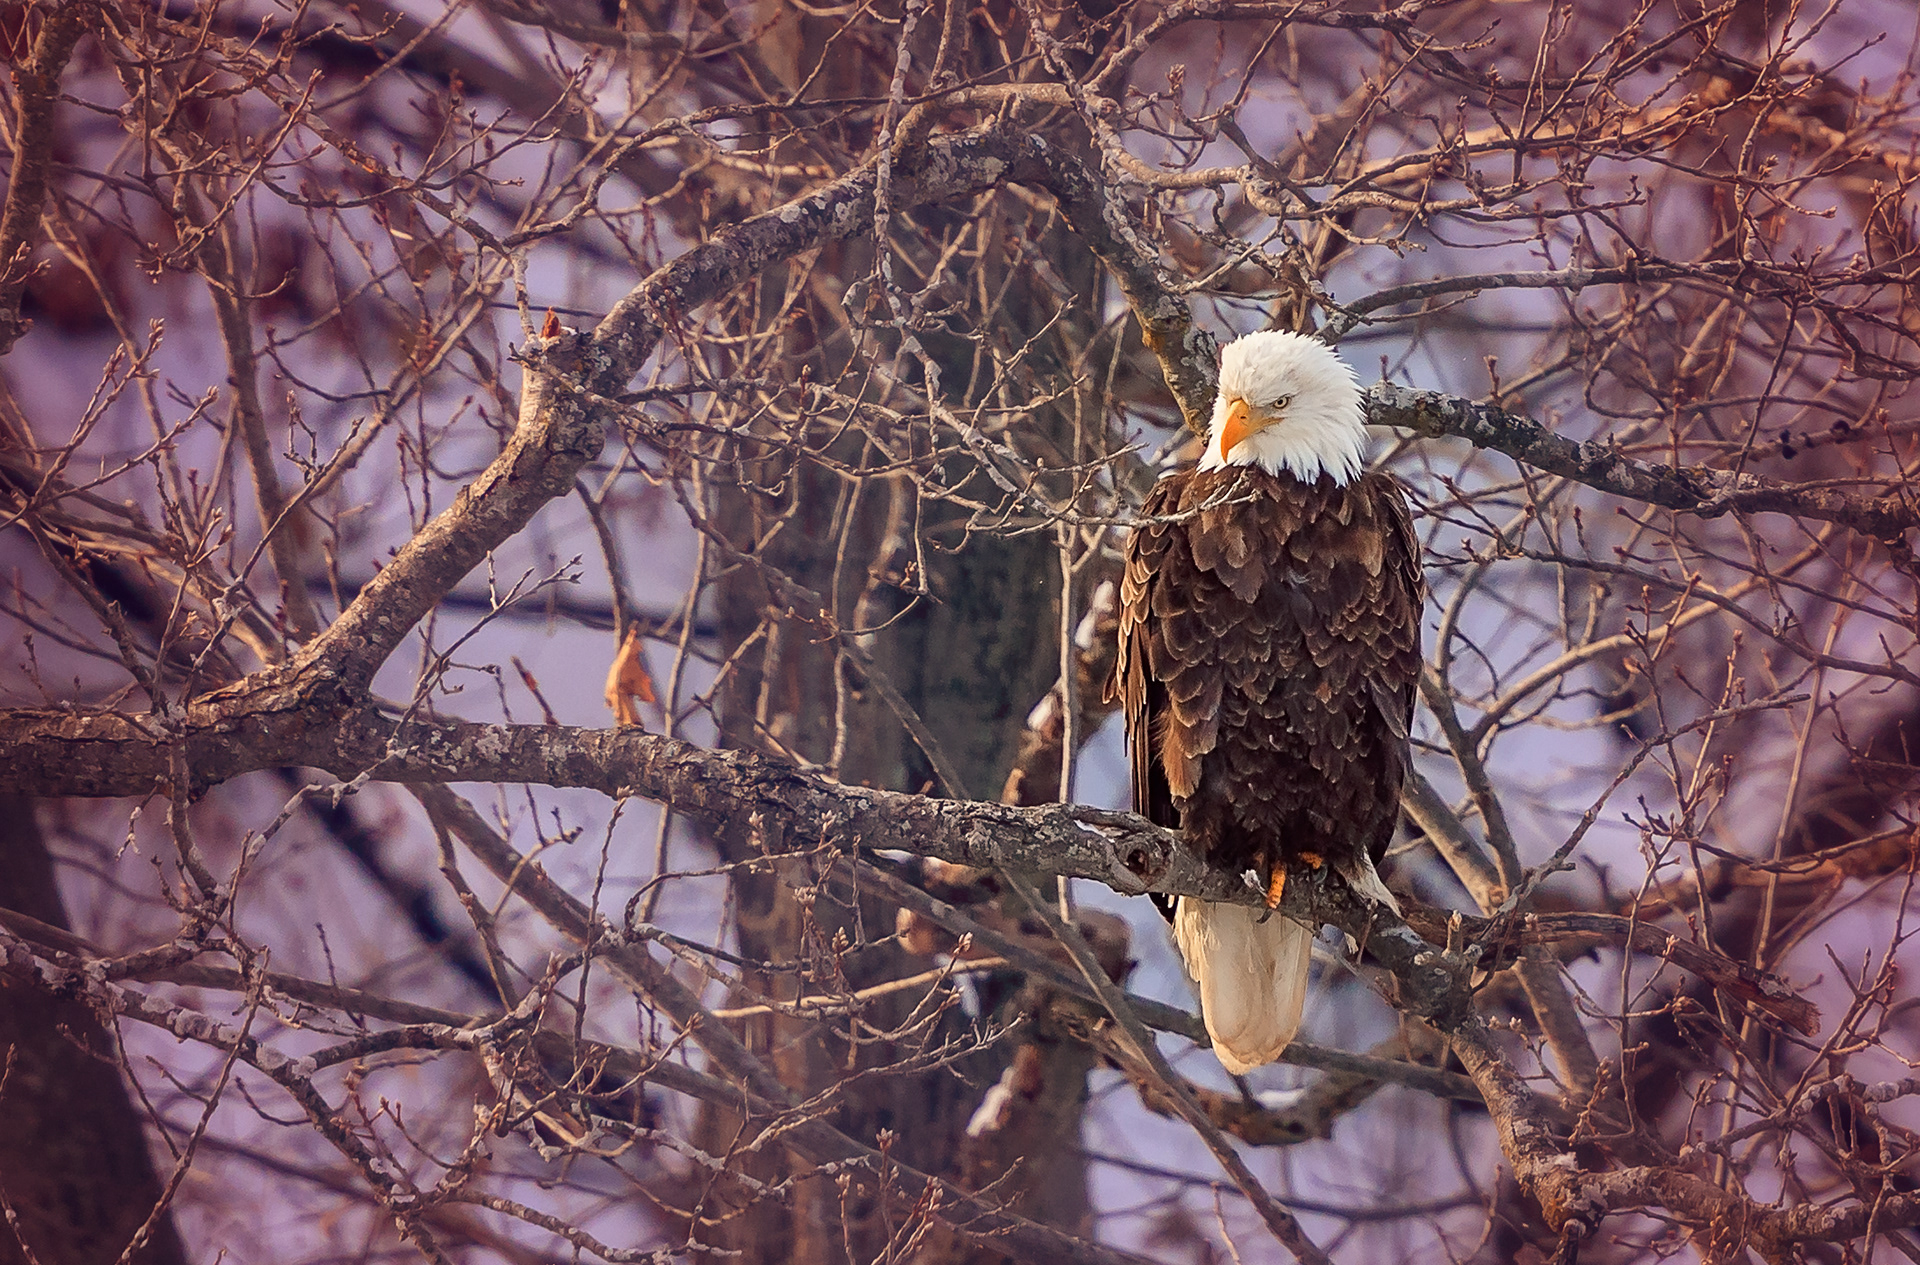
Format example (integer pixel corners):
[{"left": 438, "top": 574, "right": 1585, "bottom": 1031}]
[
  {"left": 683, "top": 14, "right": 1110, "bottom": 1253},
  {"left": 0, "top": 799, "right": 187, "bottom": 1265}
]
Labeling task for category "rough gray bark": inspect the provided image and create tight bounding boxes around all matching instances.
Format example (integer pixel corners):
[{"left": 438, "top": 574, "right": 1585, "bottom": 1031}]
[
  {"left": 0, "top": 798, "right": 188, "bottom": 1265},
  {"left": 0, "top": 3, "right": 86, "bottom": 354}
]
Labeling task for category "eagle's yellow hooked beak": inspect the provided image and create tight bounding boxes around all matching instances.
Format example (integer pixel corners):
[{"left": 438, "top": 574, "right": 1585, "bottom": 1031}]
[{"left": 1217, "top": 397, "right": 1260, "bottom": 457}]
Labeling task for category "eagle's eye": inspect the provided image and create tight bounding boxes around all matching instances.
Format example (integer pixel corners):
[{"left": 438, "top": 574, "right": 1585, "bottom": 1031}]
[{"left": 1271, "top": 393, "right": 1292, "bottom": 411}]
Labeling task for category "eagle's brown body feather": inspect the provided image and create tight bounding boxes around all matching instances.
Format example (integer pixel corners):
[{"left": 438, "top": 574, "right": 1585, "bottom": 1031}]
[{"left": 1115, "top": 464, "right": 1423, "bottom": 1069}]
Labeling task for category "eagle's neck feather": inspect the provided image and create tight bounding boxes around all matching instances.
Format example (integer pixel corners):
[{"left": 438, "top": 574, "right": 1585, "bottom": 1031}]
[{"left": 1197, "top": 416, "right": 1366, "bottom": 485}]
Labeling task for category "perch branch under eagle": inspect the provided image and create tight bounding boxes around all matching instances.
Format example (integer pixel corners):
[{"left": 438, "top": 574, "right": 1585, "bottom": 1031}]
[{"left": 1113, "top": 331, "right": 1424, "bottom": 1073}]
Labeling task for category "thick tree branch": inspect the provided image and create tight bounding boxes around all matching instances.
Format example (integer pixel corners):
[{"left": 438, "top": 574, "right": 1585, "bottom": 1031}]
[
  {"left": 1398, "top": 905, "right": 1816, "bottom": 1035},
  {"left": 0, "top": 708, "right": 1809, "bottom": 1033},
  {"left": 1370, "top": 383, "right": 1920, "bottom": 539},
  {"left": 0, "top": 2, "right": 88, "bottom": 355}
]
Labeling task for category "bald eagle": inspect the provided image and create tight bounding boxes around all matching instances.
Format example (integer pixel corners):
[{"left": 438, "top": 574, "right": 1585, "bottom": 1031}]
[{"left": 1113, "top": 331, "right": 1424, "bottom": 1073}]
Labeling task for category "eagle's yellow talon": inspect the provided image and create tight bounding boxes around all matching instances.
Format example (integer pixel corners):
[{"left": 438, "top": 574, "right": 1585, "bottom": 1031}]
[
  {"left": 1264, "top": 869, "right": 1287, "bottom": 909},
  {"left": 1298, "top": 851, "right": 1325, "bottom": 870}
]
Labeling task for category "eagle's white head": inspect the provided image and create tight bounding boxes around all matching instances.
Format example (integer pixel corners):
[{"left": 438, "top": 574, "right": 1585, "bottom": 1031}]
[{"left": 1197, "top": 330, "right": 1367, "bottom": 485}]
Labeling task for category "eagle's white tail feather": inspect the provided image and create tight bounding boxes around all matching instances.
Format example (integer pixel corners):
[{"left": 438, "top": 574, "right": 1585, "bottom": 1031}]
[
  {"left": 1172, "top": 897, "right": 1313, "bottom": 1074},
  {"left": 1335, "top": 851, "right": 1402, "bottom": 915}
]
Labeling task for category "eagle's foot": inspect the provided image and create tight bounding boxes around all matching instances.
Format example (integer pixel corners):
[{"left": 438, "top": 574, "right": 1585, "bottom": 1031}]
[
  {"left": 1263, "top": 868, "right": 1287, "bottom": 910},
  {"left": 1298, "top": 851, "right": 1325, "bottom": 870}
]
